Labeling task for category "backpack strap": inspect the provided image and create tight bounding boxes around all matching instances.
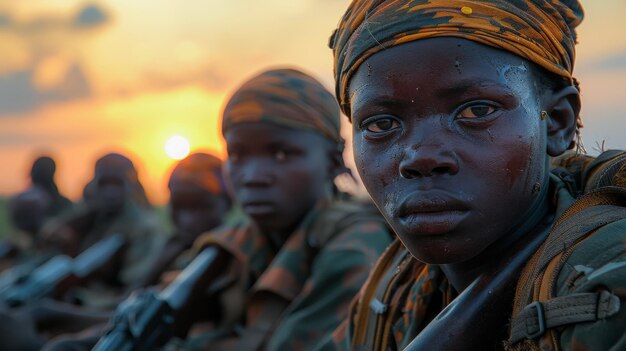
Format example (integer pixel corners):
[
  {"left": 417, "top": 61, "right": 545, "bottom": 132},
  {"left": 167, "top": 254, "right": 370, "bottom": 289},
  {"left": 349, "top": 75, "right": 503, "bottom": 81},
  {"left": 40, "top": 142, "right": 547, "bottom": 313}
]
[
  {"left": 583, "top": 150, "right": 626, "bottom": 192},
  {"left": 509, "top": 290, "right": 620, "bottom": 343},
  {"left": 509, "top": 186, "right": 626, "bottom": 348},
  {"left": 350, "top": 240, "right": 414, "bottom": 350}
]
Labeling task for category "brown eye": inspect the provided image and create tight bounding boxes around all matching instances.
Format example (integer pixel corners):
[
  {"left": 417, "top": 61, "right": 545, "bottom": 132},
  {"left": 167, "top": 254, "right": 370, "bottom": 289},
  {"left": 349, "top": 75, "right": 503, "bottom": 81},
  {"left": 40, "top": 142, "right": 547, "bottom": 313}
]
[
  {"left": 457, "top": 104, "right": 495, "bottom": 119},
  {"left": 365, "top": 118, "right": 400, "bottom": 133}
]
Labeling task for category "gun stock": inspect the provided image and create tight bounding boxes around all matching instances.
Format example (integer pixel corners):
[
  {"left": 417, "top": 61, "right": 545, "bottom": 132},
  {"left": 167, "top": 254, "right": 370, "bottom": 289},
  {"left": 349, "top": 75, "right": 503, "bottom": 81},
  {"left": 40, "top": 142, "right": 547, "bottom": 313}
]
[{"left": 92, "top": 245, "right": 225, "bottom": 351}]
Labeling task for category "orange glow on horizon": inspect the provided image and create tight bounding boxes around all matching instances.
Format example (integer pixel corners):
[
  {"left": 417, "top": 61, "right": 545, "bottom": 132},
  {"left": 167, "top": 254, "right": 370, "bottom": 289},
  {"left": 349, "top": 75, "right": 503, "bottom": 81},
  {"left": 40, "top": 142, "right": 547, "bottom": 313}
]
[{"left": 1, "top": 0, "right": 626, "bottom": 208}]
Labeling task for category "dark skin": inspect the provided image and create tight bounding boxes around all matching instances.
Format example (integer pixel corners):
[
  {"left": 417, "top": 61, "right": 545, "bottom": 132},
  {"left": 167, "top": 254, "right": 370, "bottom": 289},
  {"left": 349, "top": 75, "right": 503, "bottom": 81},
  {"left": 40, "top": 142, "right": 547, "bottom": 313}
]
[
  {"left": 168, "top": 184, "right": 230, "bottom": 243},
  {"left": 134, "top": 183, "right": 230, "bottom": 288},
  {"left": 348, "top": 38, "right": 579, "bottom": 291},
  {"left": 224, "top": 122, "right": 340, "bottom": 246},
  {"left": 94, "top": 176, "right": 127, "bottom": 217}
]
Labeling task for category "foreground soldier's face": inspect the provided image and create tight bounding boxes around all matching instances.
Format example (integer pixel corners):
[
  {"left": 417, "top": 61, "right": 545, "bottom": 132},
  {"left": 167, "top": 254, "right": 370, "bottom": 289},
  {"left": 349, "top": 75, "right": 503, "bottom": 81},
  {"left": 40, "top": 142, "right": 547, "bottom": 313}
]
[
  {"left": 224, "top": 122, "right": 333, "bottom": 238},
  {"left": 349, "top": 38, "right": 556, "bottom": 264}
]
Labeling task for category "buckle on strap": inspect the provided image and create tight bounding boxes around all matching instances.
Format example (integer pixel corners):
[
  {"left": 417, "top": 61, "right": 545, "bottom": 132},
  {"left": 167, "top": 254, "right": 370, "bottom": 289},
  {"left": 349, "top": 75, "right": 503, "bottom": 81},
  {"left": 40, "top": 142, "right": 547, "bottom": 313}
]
[
  {"left": 369, "top": 298, "right": 388, "bottom": 315},
  {"left": 524, "top": 301, "right": 546, "bottom": 339}
]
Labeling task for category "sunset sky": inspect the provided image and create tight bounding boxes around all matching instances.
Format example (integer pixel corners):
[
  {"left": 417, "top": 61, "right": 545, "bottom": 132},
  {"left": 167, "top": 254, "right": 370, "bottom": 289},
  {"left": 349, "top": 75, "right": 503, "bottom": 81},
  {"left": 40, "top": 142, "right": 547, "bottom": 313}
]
[{"left": 1, "top": 0, "right": 625, "bottom": 204}]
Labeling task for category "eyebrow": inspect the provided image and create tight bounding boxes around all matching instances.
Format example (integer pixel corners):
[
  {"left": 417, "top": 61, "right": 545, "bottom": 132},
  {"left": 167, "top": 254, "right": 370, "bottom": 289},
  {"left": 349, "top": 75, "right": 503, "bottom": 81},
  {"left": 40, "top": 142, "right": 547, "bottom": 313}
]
[
  {"left": 433, "top": 79, "right": 514, "bottom": 99},
  {"left": 351, "top": 92, "right": 404, "bottom": 112}
]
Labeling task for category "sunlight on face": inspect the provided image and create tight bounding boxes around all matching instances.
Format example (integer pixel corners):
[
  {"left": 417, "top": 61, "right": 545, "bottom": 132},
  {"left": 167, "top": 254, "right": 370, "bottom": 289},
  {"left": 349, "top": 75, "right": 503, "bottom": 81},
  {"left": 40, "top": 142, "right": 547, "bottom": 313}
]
[{"left": 165, "top": 135, "right": 190, "bottom": 160}]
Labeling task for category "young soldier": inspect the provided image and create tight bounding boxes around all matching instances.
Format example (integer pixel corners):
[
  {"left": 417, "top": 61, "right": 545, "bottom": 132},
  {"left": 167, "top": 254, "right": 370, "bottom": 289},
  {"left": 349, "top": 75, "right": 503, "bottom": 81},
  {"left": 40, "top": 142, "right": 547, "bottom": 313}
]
[
  {"left": 37, "top": 152, "right": 234, "bottom": 351},
  {"left": 324, "top": 1, "right": 626, "bottom": 350},
  {"left": 181, "top": 68, "right": 392, "bottom": 351},
  {"left": 51, "top": 153, "right": 166, "bottom": 308},
  {"left": 135, "top": 152, "right": 233, "bottom": 288}
]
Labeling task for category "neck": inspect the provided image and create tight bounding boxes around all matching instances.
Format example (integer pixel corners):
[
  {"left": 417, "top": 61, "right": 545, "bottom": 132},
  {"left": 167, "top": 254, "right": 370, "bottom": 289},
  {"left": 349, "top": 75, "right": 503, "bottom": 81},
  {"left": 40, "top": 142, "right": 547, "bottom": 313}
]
[{"left": 441, "top": 184, "right": 552, "bottom": 291}]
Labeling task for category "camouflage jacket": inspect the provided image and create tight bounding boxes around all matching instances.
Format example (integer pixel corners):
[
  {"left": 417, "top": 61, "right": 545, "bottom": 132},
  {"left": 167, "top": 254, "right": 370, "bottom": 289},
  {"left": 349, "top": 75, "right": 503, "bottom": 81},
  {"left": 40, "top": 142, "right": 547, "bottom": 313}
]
[
  {"left": 192, "top": 199, "right": 392, "bottom": 351},
  {"left": 71, "top": 203, "right": 167, "bottom": 308},
  {"left": 323, "top": 168, "right": 626, "bottom": 351}
]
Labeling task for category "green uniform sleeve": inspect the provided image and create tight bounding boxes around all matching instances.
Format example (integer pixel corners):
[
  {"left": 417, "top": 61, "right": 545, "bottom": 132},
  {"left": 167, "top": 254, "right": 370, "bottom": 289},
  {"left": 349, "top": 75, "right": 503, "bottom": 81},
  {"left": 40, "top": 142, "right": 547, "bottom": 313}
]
[{"left": 268, "top": 221, "right": 390, "bottom": 351}]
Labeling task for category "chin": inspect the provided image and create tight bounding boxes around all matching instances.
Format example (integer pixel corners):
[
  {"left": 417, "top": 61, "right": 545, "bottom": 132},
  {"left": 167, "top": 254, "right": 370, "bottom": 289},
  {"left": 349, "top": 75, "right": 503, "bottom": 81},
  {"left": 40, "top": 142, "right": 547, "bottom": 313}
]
[{"left": 400, "top": 237, "right": 482, "bottom": 265}]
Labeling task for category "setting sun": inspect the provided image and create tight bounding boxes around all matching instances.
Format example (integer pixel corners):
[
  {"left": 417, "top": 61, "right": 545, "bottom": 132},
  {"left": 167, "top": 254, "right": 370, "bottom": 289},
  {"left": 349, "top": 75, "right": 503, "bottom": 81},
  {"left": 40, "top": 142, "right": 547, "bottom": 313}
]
[{"left": 165, "top": 135, "right": 191, "bottom": 160}]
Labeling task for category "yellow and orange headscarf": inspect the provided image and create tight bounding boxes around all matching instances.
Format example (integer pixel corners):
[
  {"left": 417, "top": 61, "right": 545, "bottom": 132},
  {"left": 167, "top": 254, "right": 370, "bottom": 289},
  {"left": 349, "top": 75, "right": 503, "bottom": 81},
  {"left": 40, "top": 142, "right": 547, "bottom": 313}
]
[
  {"left": 221, "top": 68, "right": 342, "bottom": 145},
  {"left": 168, "top": 153, "right": 225, "bottom": 195},
  {"left": 330, "top": 0, "right": 584, "bottom": 120}
]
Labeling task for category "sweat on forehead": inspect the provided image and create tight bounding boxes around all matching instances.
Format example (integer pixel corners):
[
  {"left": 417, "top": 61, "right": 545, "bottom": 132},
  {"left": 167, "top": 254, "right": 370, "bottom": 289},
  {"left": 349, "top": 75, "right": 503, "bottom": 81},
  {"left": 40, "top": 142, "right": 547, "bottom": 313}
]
[
  {"left": 330, "top": 0, "right": 583, "bottom": 120},
  {"left": 221, "top": 68, "right": 342, "bottom": 144}
]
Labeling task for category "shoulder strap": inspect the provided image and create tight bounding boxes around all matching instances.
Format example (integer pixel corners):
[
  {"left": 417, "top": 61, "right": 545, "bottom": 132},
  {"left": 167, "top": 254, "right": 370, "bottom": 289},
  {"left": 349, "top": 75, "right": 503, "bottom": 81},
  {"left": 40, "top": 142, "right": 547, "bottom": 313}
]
[
  {"left": 350, "top": 240, "right": 414, "bottom": 350},
  {"left": 583, "top": 150, "right": 626, "bottom": 192},
  {"left": 509, "top": 186, "right": 626, "bottom": 348}
]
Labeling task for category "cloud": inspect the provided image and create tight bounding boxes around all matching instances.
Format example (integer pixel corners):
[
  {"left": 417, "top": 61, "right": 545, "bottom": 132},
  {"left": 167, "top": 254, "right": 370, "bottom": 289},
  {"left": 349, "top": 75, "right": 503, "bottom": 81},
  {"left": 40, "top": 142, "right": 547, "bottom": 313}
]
[
  {"left": 0, "top": 131, "right": 93, "bottom": 145},
  {"left": 0, "top": 13, "right": 11, "bottom": 27},
  {"left": 0, "top": 3, "right": 110, "bottom": 33},
  {"left": 0, "top": 3, "right": 110, "bottom": 116},
  {"left": 0, "top": 63, "right": 91, "bottom": 116},
  {"left": 73, "top": 4, "right": 109, "bottom": 28}
]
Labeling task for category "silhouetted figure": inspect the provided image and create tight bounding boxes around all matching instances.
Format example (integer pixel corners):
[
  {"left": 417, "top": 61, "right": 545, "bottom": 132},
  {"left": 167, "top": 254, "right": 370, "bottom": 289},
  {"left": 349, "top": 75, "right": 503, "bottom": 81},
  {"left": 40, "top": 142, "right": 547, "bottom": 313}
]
[{"left": 30, "top": 156, "right": 72, "bottom": 217}]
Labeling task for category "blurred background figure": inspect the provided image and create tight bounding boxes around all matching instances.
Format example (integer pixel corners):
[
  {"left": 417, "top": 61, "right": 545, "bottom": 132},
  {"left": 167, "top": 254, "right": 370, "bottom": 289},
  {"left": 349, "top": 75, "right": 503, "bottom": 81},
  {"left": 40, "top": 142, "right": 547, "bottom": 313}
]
[
  {"left": 41, "top": 152, "right": 167, "bottom": 309},
  {"left": 30, "top": 156, "right": 73, "bottom": 217},
  {"left": 0, "top": 153, "right": 235, "bottom": 351},
  {"left": 135, "top": 152, "right": 234, "bottom": 288},
  {"left": 1, "top": 155, "right": 73, "bottom": 271}
]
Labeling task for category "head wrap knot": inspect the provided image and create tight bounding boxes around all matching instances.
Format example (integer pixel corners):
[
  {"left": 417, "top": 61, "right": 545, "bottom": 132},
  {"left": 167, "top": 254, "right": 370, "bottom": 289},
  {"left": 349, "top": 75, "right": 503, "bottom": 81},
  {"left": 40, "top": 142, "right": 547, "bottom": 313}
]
[
  {"left": 222, "top": 68, "right": 342, "bottom": 144},
  {"left": 330, "top": 0, "right": 584, "bottom": 119}
]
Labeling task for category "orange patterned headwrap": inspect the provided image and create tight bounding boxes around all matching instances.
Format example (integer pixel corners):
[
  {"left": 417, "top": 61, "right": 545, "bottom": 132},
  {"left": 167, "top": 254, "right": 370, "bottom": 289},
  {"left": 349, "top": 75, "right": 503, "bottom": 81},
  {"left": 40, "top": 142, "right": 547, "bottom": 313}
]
[
  {"left": 221, "top": 68, "right": 342, "bottom": 144},
  {"left": 168, "top": 153, "right": 225, "bottom": 195},
  {"left": 330, "top": 0, "right": 584, "bottom": 118}
]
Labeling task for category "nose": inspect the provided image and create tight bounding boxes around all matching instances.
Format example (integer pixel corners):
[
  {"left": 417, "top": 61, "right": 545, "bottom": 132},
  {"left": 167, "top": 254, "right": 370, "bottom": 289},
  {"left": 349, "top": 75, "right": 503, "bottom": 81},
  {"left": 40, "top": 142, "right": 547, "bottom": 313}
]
[
  {"left": 399, "top": 126, "right": 459, "bottom": 179},
  {"left": 239, "top": 158, "right": 274, "bottom": 187}
]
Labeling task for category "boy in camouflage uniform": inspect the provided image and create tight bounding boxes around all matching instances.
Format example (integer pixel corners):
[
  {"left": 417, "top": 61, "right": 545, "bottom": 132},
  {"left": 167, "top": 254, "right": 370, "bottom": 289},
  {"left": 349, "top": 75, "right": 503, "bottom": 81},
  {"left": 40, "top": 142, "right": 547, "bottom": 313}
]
[
  {"left": 183, "top": 68, "right": 392, "bottom": 351},
  {"left": 322, "top": 0, "right": 626, "bottom": 350}
]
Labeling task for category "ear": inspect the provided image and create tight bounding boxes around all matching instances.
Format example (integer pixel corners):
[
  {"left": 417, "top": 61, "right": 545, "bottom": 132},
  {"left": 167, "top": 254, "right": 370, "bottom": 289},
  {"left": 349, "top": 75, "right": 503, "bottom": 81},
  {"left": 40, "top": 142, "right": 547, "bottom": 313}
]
[{"left": 545, "top": 85, "right": 580, "bottom": 157}]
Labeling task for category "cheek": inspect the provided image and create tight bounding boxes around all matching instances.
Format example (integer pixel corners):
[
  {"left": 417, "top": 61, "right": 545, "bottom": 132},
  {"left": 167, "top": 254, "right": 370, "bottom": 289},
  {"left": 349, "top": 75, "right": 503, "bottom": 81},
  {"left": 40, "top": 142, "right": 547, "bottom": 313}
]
[
  {"left": 279, "top": 161, "right": 323, "bottom": 196},
  {"left": 480, "top": 119, "right": 546, "bottom": 198},
  {"left": 353, "top": 136, "right": 402, "bottom": 211},
  {"left": 506, "top": 128, "right": 545, "bottom": 192}
]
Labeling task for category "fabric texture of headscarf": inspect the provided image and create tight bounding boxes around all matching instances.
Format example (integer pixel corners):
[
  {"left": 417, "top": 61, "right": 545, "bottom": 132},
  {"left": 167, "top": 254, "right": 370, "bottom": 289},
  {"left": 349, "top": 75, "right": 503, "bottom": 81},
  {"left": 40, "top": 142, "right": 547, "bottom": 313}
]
[
  {"left": 330, "top": 0, "right": 584, "bottom": 120},
  {"left": 168, "top": 152, "right": 225, "bottom": 195},
  {"left": 222, "top": 68, "right": 342, "bottom": 144}
]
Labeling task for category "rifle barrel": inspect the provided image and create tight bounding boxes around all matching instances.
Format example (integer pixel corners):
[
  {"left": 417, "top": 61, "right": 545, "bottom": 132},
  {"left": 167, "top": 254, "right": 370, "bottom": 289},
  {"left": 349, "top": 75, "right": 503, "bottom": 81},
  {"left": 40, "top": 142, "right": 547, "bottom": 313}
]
[{"left": 159, "top": 246, "right": 219, "bottom": 310}]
